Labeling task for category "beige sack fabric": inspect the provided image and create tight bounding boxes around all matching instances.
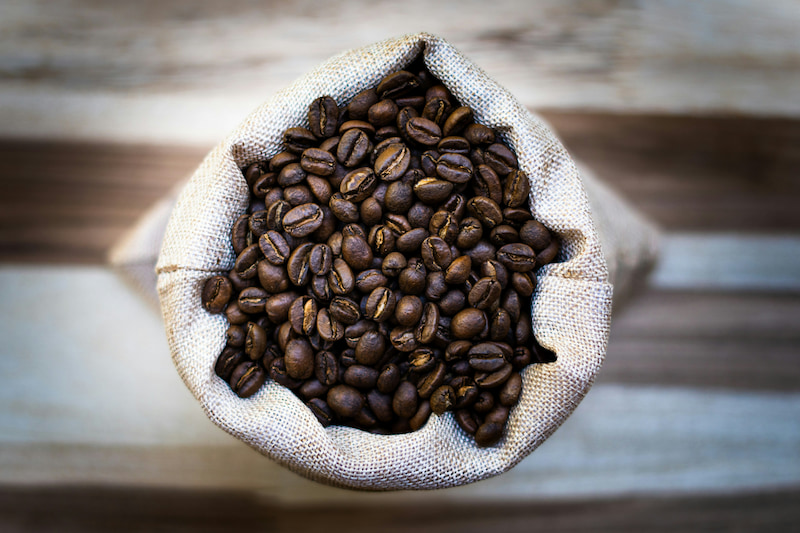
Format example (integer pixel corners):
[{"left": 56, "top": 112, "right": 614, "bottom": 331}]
[{"left": 146, "top": 33, "right": 657, "bottom": 490}]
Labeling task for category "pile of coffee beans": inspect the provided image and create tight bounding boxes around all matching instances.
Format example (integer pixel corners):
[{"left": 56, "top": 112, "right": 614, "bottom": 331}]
[{"left": 201, "top": 61, "right": 559, "bottom": 447}]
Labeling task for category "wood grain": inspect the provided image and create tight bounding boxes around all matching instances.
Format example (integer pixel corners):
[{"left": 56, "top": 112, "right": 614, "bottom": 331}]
[
  {"left": 2, "top": 112, "right": 799, "bottom": 263},
  {"left": 2, "top": 0, "right": 800, "bottom": 145},
  {"left": 1, "top": 485, "right": 798, "bottom": 532}
]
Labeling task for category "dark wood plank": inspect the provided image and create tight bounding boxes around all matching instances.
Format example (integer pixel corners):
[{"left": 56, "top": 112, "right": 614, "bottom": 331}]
[
  {"left": 1, "top": 112, "right": 799, "bottom": 263},
  {"left": 1, "top": 485, "right": 798, "bottom": 532},
  {"left": 603, "top": 289, "right": 800, "bottom": 391}
]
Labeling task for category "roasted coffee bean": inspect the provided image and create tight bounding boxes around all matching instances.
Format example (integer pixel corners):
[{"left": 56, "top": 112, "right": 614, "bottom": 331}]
[
  {"left": 489, "top": 308, "right": 512, "bottom": 341},
  {"left": 266, "top": 200, "right": 291, "bottom": 232},
  {"left": 258, "top": 231, "right": 289, "bottom": 265},
  {"left": 284, "top": 243, "right": 311, "bottom": 287},
  {"left": 368, "top": 99, "right": 399, "bottom": 128},
  {"left": 473, "top": 164, "right": 503, "bottom": 205},
  {"left": 444, "top": 255, "right": 471, "bottom": 284},
  {"left": 308, "top": 96, "right": 339, "bottom": 139},
  {"left": 327, "top": 385, "right": 364, "bottom": 418},
  {"left": 409, "top": 401, "right": 432, "bottom": 430},
  {"left": 484, "top": 143, "right": 518, "bottom": 176},
  {"left": 234, "top": 244, "right": 261, "bottom": 280},
  {"left": 283, "top": 203, "right": 323, "bottom": 238},
  {"left": 377, "top": 70, "right": 420, "bottom": 100},
  {"left": 382, "top": 252, "right": 407, "bottom": 277},
  {"left": 396, "top": 106, "right": 419, "bottom": 143},
  {"left": 257, "top": 261, "right": 289, "bottom": 293},
  {"left": 328, "top": 192, "right": 359, "bottom": 223},
  {"left": 283, "top": 338, "right": 314, "bottom": 380},
  {"left": 511, "top": 272, "right": 535, "bottom": 297},
  {"left": 376, "top": 364, "right": 402, "bottom": 394},
  {"left": 503, "top": 169, "right": 530, "bottom": 208},
  {"left": 269, "top": 151, "right": 299, "bottom": 172},
  {"left": 277, "top": 162, "right": 307, "bottom": 188},
  {"left": 455, "top": 217, "right": 483, "bottom": 249},
  {"left": 467, "top": 196, "right": 503, "bottom": 229},
  {"left": 344, "top": 365, "right": 379, "bottom": 389},
  {"left": 395, "top": 295, "right": 423, "bottom": 327},
  {"left": 367, "top": 389, "right": 394, "bottom": 422},
  {"left": 420, "top": 150, "right": 439, "bottom": 176},
  {"left": 340, "top": 167, "right": 377, "bottom": 202},
  {"left": 473, "top": 391, "right": 495, "bottom": 414},
  {"left": 268, "top": 357, "right": 302, "bottom": 390},
  {"left": 429, "top": 385, "right": 455, "bottom": 415},
  {"left": 383, "top": 213, "right": 412, "bottom": 236},
  {"left": 518, "top": 219, "right": 551, "bottom": 250},
  {"left": 425, "top": 271, "right": 448, "bottom": 301},
  {"left": 455, "top": 409, "right": 478, "bottom": 435},
  {"left": 226, "top": 324, "right": 246, "bottom": 347},
  {"left": 298, "top": 379, "right": 329, "bottom": 400},
  {"left": 442, "top": 106, "right": 473, "bottom": 137},
  {"left": 368, "top": 225, "right": 395, "bottom": 255},
  {"left": 284, "top": 126, "right": 317, "bottom": 154},
  {"left": 389, "top": 326, "right": 418, "bottom": 352},
  {"left": 536, "top": 239, "right": 559, "bottom": 267},
  {"left": 499, "top": 372, "right": 523, "bottom": 406},
  {"left": 429, "top": 210, "right": 458, "bottom": 244},
  {"left": 215, "top": 347, "right": 246, "bottom": 381},
  {"left": 348, "top": 88, "right": 378, "bottom": 120},
  {"left": 365, "top": 287, "right": 396, "bottom": 322},
  {"left": 248, "top": 210, "right": 270, "bottom": 238},
  {"left": 244, "top": 321, "right": 267, "bottom": 360},
  {"left": 329, "top": 296, "right": 361, "bottom": 325},
  {"left": 475, "top": 362, "right": 513, "bottom": 388},
  {"left": 515, "top": 314, "right": 532, "bottom": 345},
  {"left": 384, "top": 181, "right": 413, "bottom": 213},
  {"left": 395, "top": 227, "right": 428, "bottom": 253},
  {"left": 482, "top": 259, "right": 508, "bottom": 288},
  {"left": 253, "top": 176, "right": 278, "bottom": 200},
  {"left": 339, "top": 119, "right": 376, "bottom": 136},
  {"left": 413, "top": 177, "right": 453, "bottom": 204},
  {"left": 308, "top": 398, "right": 334, "bottom": 427},
  {"left": 225, "top": 300, "right": 248, "bottom": 325},
  {"left": 316, "top": 308, "right": 344, "bottom": 343},
  {"left": 501, "top": 289, "right": 522, "bottom": 323},
  {"left": 451, "top": 308, "right": 487, "bottom": 339},
  {"left": 420, "top": 236, "right": 452, "bottom": 272},
  {"left": 231, "top": 214, "right": 251, "bottom": 255},
  {"left": 230, "top": 361, "right": 267, "bottom": 398},
  {"left": 354, "top": 330, "right": 386, "bottom": 366},
  {"left": 311, "top": 350, "right": 337, "bottom": 387},
  {"left": 439, "top": 289, "right": 466, "bottom": 316},
  {"left": 283, "top": 184, "right": 314, "bottom": 206},
  {"left": 468, "top": 277, "right": 502, "bottom": 310},
  {"left": 415, "top": 302, "right": 440, "bottom": 344},
  {"left": 328, "top": 258, "right": 355, "bottom": 295},
  {"left": 300, "top": 147, "right": 336, "bottom": 176},
  {"left": 474, "top": 422, "right": 503, "bottom": 447},
  {"left": 417, "top": 361, "right": 446, "bottom": 399},
  {"left": 399, "top": 258, "right": 427, "bottom": 294},
  {"left": 360, "top": 197, "right": 383, "bottom": 225},
  {"left": 464, "top": 239, "right": 497, "bottom": 265},
  {"left": 355, "top": 269, "right": 388, "bottom": 293},
  {"left": 342, "top": 232, "right": 374, "bottom": 270},
  {"left": 263, "top": 291, "right": 298, "bottom": 323},
  {"left": 374, "top": 142, "right": 410, "bottom": 181},
  {"left": 422, "top": 96, "right": 451, "bottom": 126},
  {"left": 463, "top": 123, "right": 495, "bottom": 145},
  {"left": 406, "top": 117, "right": 442, "bottom": 146},
  {"left": 337, "top": 128, "right": 370, "bottom": 168},
  {"left": 307, "top": 244, "right": 332, "bottom": 276},
  {"left": 288, "top": 296, "right": 317, "bottom": 336},
  {"left": 489, "top": 224, "right": 519, "bottom": 247},
  {"left": 497, "top": 243, "right": 537, "bottom": 272},
  {"left": 438, "top": 136, "right": 470, "bottom": 155},
  {"left": 436, "top": 152, "right": 473, "bottom": 184},
  {"left": 202, "top": 275, "right": 232, "bottom": 314},
  {"left": 238, "top": 286, "right": 269, "bottom": 314},
  {"left": 392, "top": 381, "right": 418, "bottom": 418}
]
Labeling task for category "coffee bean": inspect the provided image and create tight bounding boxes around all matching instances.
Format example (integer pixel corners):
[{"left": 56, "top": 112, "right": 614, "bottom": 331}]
[
  {"left": 417, "top": 361, "right": 446, "bottom": 399},
  {"left": 231, "top": 214, "right": 251, "bottom": 255},
  {"left": 337, "top": 128, "right": 370, "bottom": 168},
  {"left": 368, "top": 225, "right": 395, "bottom": 255},
  {"left": 300, "top": 147, "right": 336, "bottom": 176},
  {"left": 308, "top": 96, "right": 339, "bottom": 139},
  {"left": 327, "top": 385, "right": 364, "bottom": 418},
  {"left": 474, "top": 422, "right": 503, "bottom": 447},
  {"left": 308, "top": 398, "right": 334, "bottom": 427},
  {"left": 283, "top": 338, "right": 314, "bottom": 380},
  {"left": 243, "top": 321, "right": 267, "bottom": 360},
  {"left": 328, "top": 258, "right": 355, "bottom": 295},
  {"left": 406, "top": 117, "right": 442, "bottom": 146},
  {"left": 226, "top": 325, "right": 245, "bottom": 347},
  {"left": 415, "top": 302, "right": 440, "bottom": 344},
  {"left": 429, "top": 385, "right": 455, "bottom": 415},
  {"left": 451, "top": 308, "right": 487, "bottom": 339},
  {"left": 288, "top": 296, "right": 317, "bottom": 336},
  {"left": 412, "top": 177, "right": 452, "bottom": 205},
  {"left": 299, "top": 379, "right": 329, "bottom": 400},
  {"left": 373, "top": 142, "right": 410, "bottom": 183},
  {"left": 339, "top": 119, "right": 376, "bottom": 136},
  {"left": 396, "top": 227, "right": 428, "bottom": 253},
  {"left": 454, "top": 409, "right": 478, "bottom": 435},
  {"left": 389, "top": 326, "right": 418, "bottom": 352},
  {"left": 382, "top": 252, "right": 407, "bottom": 277},
  {"left": 436, "top": 152, "right": 473, "bottom": 184},
  {"left": 536, "top": 239, "right": 559, "bottom": 267},
  {"left": 355, "top": 330, "right": 385, "bottom": 366},
  {"left": 444, "top": 255, "right": 471, "bottom": 284},
  {"left": 429, "top": 210, "right": 458, "bottom": 244},
  {"left": 229, "top": 361, "right": 267, "bottom": 398},
  {"left": 409, "top": 401, "right": 432, "bottom": 431},
  {"left": 269, "top": 151, "right": 299, "bottom": 172},
  {"left": 503, "top": 169, "right": 530, "bottom": 208},
  {"left": 277, "top": 162, "right": 307, "bottom": 188},
  {"left": 368, "top": 99, "right": 399, "bottom": 128},
  {"left": 395, "top": 295, "right": 423, "bottom": 327},
  {"left": 215, "top": 347, "right": 246, "bottom": 381},
  {"left": 312, "top": 350, "right": 338, "bottom": 387},
  {"left": 355, "top": 269, "right": 388, "bottom": 293},
  {"left": 340, "top": 167, "right": 377, "bottom": 202},
  {"left": 463, "top": 123, "right": 495, "bottom": 145},
  {"left": 516, "top": 314, "right": 532, "bottom": 345},
  {"left": 367, "top": 389, "right": 394, "bottom": 422},
  {"left": 464, "top": 240, "right": 497, "bottom": 265},
  {"left": 329, "top": 295, "right": 361, "bottom": 325},
  {"left": 234, "top": 244, "right": 261, "bottom": 280},
  {"left": 420, "top": 236, "right": 452, "bottom": 272},
  {"left": 376, "top": 364, "right": 402, "bottom": 394},
  {"left": 266, "top": 200, "right": 291, "bottom": 232},
  {"left": 284, "top": 127, "right": 317, "bottom": 154},
  {"left": 439, "top": 289, "right": 466, "bottom": 316},
  {"left": 420, "top": 150, "right": 439, "bottom": 176},
  {"left": 442, "top": 106, "right": 473, "bottom": 137},
  {"left": 360, "top": 197, "right": 383, "bottom": 225},
  {"left": 377, "top": 70, "right": 420, "bottom": 100},
  {"left": 437, "top": 136, "right": 470, "bottom": 155},
  {"left": 473, "top": 391, "right": 495, "bottom": 413},
  {"left": 475, "top": 362, "right": 512, "bottom": 389},
  {"left": 344, "top": 365, "right": 379, "bottom": 389},
  {"left": 225, "top": 301, "right": 248, "bottom": 325},
  {"left": 484, "top": 143, "right": 518, "bottom": 176},
  {"left": 283, "top": 203, "right": 323, "bottom": 238},
  {"left": 342, "top": 232, "right": 374, "bottom": 270},
  {"left": 496, "top": 243, "right": 537, "bottom": 272},
  {"left": 392, "top": 381, "right": 418, "bottom": 418},
  {"left": 202, "top": 275, "right": 232, "bottom": 314},
  {"left": 396, "top": 107, "right": 419, "bottom": 143},
  {"left": 257, "top": 231, "right": 289, "bottom": 265},
  {"left": 422, "top": 96, "right": 451, "bottom": 126},
  {"left": 238, "top": 286, "right": 269, "bottom": 314},
  {"left": 468, "top": 277, "right": 502, "bottom": 310},
  {"left": 399, "top": 258, "right": 427, "bottom": 295},
  {"left": 384, "top": 181, "right": 413, "bottom": 213},
  {"left": 473, "top": 165, "right": 503, "bottom": 205},
  {"left": 499, "top": 372, "right": 522, "bottom": 406},
  {"left": 348, "top": 88, "right": 378, "bottom": 120},
  {"left": 365, "top": 287, "right": 396, "bottom": 322},
  {"left": 467, "top": 196, "right": 503, "bottom": 229}
]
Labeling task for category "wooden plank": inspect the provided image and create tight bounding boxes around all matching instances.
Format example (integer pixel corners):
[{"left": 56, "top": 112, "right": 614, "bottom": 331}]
[
  {"left": 1, "top": 267, "right": 799, "bottom": 498},
  {"left": 2, "top": 1, "right": 800, "bottom": 145},
  {"left": 2, "top": 111, "right": 800, "bottom": 263},
  {"left": 1, "top": 486, "right": 798, "bottom": 533}
]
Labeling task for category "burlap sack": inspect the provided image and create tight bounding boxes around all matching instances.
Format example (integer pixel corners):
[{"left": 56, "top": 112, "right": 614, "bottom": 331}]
[{"left": 135, "top": 33, "right": 658, "bottom": 490}]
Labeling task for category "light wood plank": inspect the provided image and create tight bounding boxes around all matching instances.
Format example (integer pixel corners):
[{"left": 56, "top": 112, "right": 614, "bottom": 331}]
[{"left": 1, "top": 1, "right": 800, "bottom": 144}]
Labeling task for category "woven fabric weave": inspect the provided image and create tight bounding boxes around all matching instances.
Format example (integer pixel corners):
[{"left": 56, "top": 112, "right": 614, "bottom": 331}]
[{"left": 152, "top": 33, "right": 653, "bottom": 490}]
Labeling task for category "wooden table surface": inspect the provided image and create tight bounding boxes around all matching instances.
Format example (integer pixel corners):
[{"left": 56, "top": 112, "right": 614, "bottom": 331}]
[{"left": 1, "top": 1, "right": 799, "bottom": 531}]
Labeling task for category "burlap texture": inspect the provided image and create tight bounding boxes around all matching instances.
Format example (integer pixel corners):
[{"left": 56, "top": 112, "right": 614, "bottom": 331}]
[{"left": 149, "top": 33, "right": 655, "bottom": 490}]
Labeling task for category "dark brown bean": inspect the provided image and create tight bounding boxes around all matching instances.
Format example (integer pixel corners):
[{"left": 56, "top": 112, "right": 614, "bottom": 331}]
[
  {"left": 215, "top": 347, "right": 246, "bottom": 381},
  {"left": 283, "top": 203, "right": 323, "bottom": 238},
  {"left": 308, "top": 398, "right": 334, "bottom": 427},
  {"left": 340, "top": 167, "right": 377, "bottom": 203},
  {"left": 238, "top": 286, "right": 269, "bottom": 314},
  {"left": 374, "top": 142, "right": 410, "bottom": 181},
  {"left": 283, "top": 127, "right": 317, "bottom": 154},
  {"left": 406, "top": 117, "right": 442, "bottom": 146},
  {"left": 442, "top": 106, "right": 473, "bottom": 137},
  {"left": 392, "top": 381, "right": 418, "bottom": 418},
  {"left": 327, "top": 385, "right": 364, "bottom": 418},
  {"left": 229, "top": 361, "right": 267, "bottom": 398},
  {"left": 436, "top": 152, "right": 473, "bottom": 184},
  {"left": 308, "top": 96, "right": 339, "bottom": 138},
  {"left": 468, "top": 277, "right": 502, "bottom": 310},
  {"left": 365, "top": 287, "right": 396, "bottom": 323},
  {"left": 300, "top": 147, "right": 336, "bottom": 176},
  {"left": 329, "top": 295, "right": 361, "bottom": 325},
  {"left": 355, "top": 330, "right": 385, "bottom": 366},
  {"left": 377, "top": 70, "right": 420, "bottom": 100},
  {"left": 484, "top": 143, "right": 517, "bottom": 176},
  {"left": 451, "top": 308, "right": 487, "bottom": 339},
  {"left": 497, "top": 243, "right": 537, "bottom": 272},
  {"left": 202, "top": 275, "right": 232, "bottom": 314},
  {"left": 463, "top": 123, "right": 495, "bottom": 145},
  {"left": 409, "top": 401, "right": 432, "bottom": 431},
  {"left": 284, "top": 338, "right": 314, "bottom": 380},
  {"left": 348, "top": 88, "right": 378, "bottom": 120}
]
